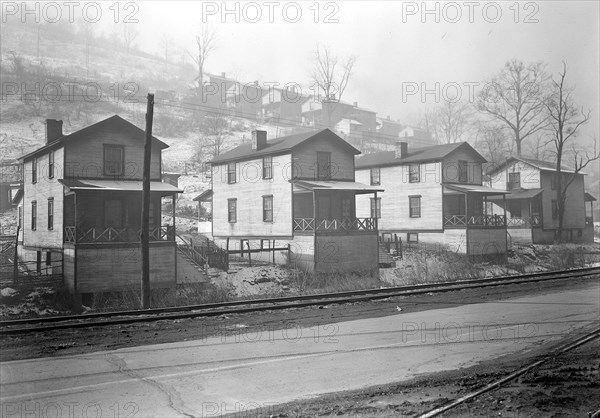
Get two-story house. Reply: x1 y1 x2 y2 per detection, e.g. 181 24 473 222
486 157 593 243
209 129 382 273
17 116 182 299
355 142 509 257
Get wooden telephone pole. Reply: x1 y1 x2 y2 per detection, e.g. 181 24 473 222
141 93 154 309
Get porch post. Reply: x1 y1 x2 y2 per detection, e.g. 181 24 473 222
464 192 468 227
172 193 176 229
502 194 507 227
374 191 378 230
312 190 317 230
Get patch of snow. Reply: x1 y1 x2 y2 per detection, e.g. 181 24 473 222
1 288 17 297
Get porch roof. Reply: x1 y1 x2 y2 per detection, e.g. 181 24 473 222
488 188 543 201
585 192 597 202
59 179 183 195
443 184 509 196
193 189 213 202
291 180 384 194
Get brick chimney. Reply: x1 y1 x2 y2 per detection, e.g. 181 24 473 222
221 72 226 78
395 141 408 159
252 130 267 151
353 101 358 107
45 119 63 143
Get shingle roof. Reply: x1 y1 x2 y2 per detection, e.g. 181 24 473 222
210 129 360 164
356 142 485 169
20 115 169 162
487 156 579 175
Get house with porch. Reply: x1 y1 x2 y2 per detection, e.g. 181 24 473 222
209 128 382 273
355 141 509 257
17 116 182 298
486 157 594 243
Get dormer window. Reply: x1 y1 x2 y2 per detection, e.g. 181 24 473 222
103 145 124 176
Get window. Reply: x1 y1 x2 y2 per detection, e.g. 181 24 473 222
18 206 22 228
45 251 51 266
262 156 273 179
458 160 468 183
47 198 54 230
48 151 55 179
409 196 421 218
316 152 331 180
552 200 558 219
409 164 420 183
228 199 237 223
551 174 558 190
227 162 236 184
32 158 37 183
507 172 520 190
370 168 380 185
370 197 381 218
407 233 419 243
31 201 37 230
509 201 522 218
263 195 273 222
103 145 124 176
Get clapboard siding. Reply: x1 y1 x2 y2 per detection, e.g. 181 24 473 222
76 244 175 292
22 147 65 249
442 148 483 184
489 161 541 189
212 154 293 238
64 125 162 180
540 171 586 229
355 162 443 231
292 138 355 180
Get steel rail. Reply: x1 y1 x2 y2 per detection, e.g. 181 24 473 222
418 325 600 417
1 267 598 335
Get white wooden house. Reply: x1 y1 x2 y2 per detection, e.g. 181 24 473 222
209 129 382 273
486 157 593 243
17 116 182 298
355 142 509 257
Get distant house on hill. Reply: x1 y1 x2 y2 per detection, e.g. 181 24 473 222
16 116 182 301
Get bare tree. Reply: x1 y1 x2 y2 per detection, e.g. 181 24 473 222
121 23 138 55
188 25 217 93
478 59 549 156
474 124 513 168
198 110 231 161
311 45 357 128
428 99 473 144
544 62 598 242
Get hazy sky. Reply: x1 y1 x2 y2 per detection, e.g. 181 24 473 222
128 1 599 136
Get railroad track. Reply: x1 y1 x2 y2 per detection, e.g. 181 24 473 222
418 324 600 417
1 266 598 335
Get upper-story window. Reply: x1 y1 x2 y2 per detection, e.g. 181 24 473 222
508 172 521 190
32 158 37 184
552 200 558 219
409 164 420 183
227 162 236 184
48 151 55 179
458 160 468 183
551 173 558 190
370 168 380 185
228 199 237 223
316 152 331 180
262 156 273 179
47 197 54 230
103 145 124 176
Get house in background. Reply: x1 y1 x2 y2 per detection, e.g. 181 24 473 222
355 141 509 257
398 126 438 148
193 189 213 235
261 86 307 125
17 116 182 300
209 128 382 273
0 162 23 212
486 157 593 243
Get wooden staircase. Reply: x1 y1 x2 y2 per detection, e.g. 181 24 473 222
378 242 395 268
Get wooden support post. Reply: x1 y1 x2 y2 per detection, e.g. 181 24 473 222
240 239 244 258
247 241 252 267
394 233 399 255
398 236 403 259
13 225 19 284
141 93 154 310
287 243 291 266
272 240 276 264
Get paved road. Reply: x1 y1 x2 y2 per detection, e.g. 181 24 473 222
1 284 598 417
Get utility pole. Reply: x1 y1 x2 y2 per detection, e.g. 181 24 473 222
141 93 154 309
13 225 20 284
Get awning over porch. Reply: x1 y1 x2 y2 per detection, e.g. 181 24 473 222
291 180 384 194
59 179 183 196
488 188 543 201
585 192 597 202
443 184 509 196
193 189 213 202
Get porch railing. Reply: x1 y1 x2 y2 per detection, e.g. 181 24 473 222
64 226 175 244
506 215 543 228
444 214 507 228
293 218 377 232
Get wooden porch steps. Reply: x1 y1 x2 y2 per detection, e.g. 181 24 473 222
378 243 395 268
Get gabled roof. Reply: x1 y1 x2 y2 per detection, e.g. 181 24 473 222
20 115 169 162
356 142 485 169
193 190 213 202
210 129 360 164
486 156 579 175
